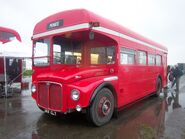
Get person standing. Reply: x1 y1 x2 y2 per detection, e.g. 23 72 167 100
171 65 183 91
168 67 174 88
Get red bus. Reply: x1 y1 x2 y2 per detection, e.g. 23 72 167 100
0 26 21 43
0 27 22 89
31 9 168 126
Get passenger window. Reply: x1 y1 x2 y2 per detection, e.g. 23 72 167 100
138 51 146 65
148 54 155 65
120 48 135 64
156 55 162 66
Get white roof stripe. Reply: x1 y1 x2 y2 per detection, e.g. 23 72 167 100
93 27 167 53
32 23 167 53
32 23 90 39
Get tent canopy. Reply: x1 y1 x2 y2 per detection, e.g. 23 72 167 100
0 40 32 97
0 40 32 58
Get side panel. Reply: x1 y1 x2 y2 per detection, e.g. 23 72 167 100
146 65 158 93
118 65 142 105
118 65 154 107
117 43 167 108
117 44 152 106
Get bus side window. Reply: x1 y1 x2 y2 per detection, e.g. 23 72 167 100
137 51 146 65
148 54 155 66
120 47 135 64
156 55 162 66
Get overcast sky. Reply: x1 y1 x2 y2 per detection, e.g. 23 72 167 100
1 0 185 65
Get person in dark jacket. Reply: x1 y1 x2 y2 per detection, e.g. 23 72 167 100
169 67 175 82
171 65 183 91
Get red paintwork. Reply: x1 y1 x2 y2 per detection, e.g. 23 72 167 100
32 9 168 113
0 26 22 83
0 26 21 43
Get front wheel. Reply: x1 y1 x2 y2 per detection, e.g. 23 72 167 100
88 88 114 126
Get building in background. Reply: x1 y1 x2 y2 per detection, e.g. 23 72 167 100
178 63 185 72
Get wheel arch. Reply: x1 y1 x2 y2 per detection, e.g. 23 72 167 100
157 74 162 88
155 74 163 97
89 82 118 108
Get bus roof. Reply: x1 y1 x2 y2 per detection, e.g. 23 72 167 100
0 26 21 42
33 9 167 53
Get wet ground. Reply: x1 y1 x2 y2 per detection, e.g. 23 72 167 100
1 76 185 139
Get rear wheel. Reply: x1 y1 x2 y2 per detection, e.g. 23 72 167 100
155 78 162 97
88 88 114 126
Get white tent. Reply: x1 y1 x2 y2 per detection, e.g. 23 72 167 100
0 40 32 97
0 40 32 58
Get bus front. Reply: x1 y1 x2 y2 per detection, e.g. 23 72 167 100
31 10 118 126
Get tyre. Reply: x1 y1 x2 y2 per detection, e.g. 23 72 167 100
88 88 114 126
155 78 162 97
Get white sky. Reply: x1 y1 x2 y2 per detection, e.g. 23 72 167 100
1 0 185 65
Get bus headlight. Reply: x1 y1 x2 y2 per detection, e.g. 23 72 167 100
31 84 36 93
71 89 80 101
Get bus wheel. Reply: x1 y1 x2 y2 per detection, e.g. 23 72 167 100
89 88 114 126
155 78 162 97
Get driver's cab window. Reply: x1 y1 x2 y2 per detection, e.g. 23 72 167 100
53 36 82 64
53 44 62 64
90 46 115 64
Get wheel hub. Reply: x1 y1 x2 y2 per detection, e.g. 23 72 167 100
98 97 111 116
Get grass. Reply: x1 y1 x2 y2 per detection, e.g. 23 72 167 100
139 124 156 139
22 70 33 77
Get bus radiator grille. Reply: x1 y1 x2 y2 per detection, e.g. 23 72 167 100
38 82 62 111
